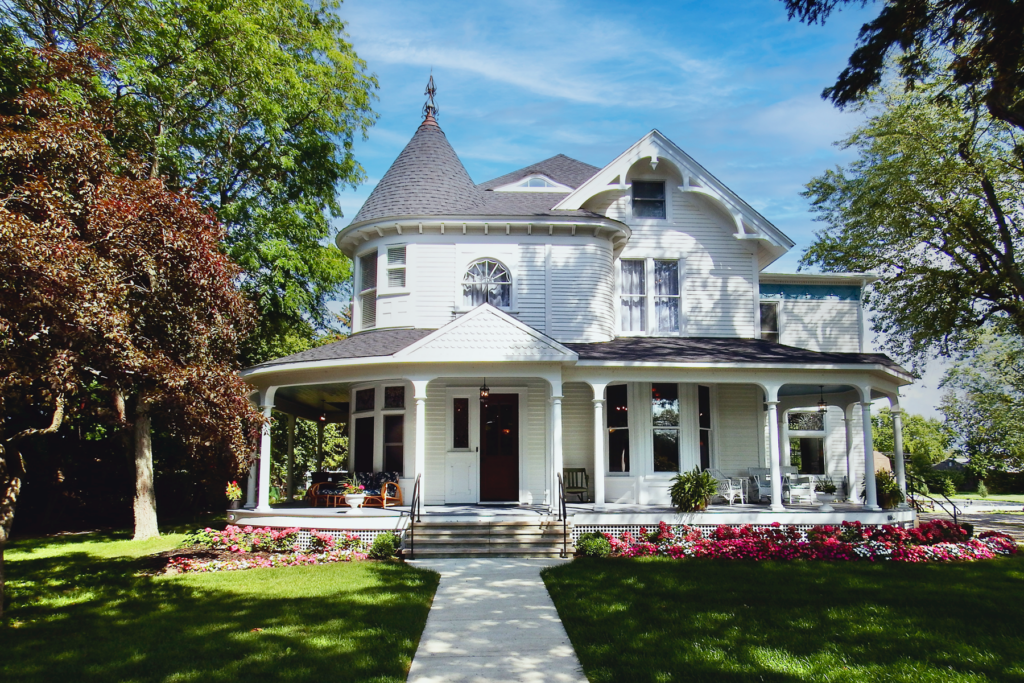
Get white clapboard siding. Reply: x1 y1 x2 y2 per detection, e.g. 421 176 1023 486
517 243 547 333
549 243 615 342
825 406 849 486
423 380 448 505
414 243 456 329
561 382 595 499
598 188 757 338
716 384 762 478
781 300 861 352
522 379 549 503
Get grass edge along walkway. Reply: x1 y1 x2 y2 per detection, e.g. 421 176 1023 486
542 556 1024 683
2 527 440 683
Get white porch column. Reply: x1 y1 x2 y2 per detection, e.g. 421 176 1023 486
551 394 564 511
860 388 880 510
285 414 296 501
316 421 324 471
843 413 854 502
255 403 274 512
245 462 256 509
590 382 608 511
766 395 785 512
891 405 908 505
411 379 430 507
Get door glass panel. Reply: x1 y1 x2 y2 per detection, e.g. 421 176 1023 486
452 397 469 449
606 384 630 473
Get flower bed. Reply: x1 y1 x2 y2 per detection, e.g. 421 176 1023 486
167 526 369 573
589 520 1017 563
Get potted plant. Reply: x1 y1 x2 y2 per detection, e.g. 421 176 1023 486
815 476 838 512
669 468 719 512
341 480 366 508
226 480 243 510
861 469 906 509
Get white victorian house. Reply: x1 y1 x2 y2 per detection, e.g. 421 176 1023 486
235 97 915 545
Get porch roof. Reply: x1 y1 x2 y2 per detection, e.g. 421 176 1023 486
249 328 433 369
565 337 910 376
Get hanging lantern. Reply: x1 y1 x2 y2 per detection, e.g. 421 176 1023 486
817 385 828 413
480 379 490 399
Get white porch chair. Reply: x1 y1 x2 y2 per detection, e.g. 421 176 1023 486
710 469 746 505
785 475 816 505
748 466 800 503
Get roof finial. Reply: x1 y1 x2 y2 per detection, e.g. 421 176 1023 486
422 72 438 122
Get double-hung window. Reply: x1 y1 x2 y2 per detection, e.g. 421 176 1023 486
632 181 666 219
620 258 681 334
607 384 630 473
358 251 377 329
652 383 680 472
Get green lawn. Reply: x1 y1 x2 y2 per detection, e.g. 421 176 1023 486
956 492 1024 504
543 557 1024 683
2 526 439 683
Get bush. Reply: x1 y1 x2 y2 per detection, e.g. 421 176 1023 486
978 481 989 498
576 532 612 557
670 468 719 512
368 532 401 559
941 476 957 499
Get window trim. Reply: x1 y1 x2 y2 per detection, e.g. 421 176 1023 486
355 248 378 331
617 256 684 336
381 244 409 295
349 381 409 477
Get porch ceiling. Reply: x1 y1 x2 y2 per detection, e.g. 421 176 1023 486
274 383 351 422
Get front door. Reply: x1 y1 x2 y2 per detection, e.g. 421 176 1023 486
479 393 519 501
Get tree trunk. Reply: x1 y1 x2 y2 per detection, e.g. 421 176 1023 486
1 450 22 620
132 408 159 541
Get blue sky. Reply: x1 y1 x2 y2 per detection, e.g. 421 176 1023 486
332 0 945 417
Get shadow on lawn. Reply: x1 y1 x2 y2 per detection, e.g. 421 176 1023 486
3 540 438 683
544 558 1024 683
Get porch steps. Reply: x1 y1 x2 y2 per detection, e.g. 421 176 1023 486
402 520 571 559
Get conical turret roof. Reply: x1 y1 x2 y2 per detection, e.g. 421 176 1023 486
351 114 482 224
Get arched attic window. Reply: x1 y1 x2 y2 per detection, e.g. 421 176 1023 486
463 259 512 308
519 177 557 188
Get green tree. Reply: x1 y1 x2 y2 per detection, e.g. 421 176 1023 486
872 407 953 464
0 44 261 612
801 81 1024 361
1 0 378 359
783 0 1024 132
940 330 1024 472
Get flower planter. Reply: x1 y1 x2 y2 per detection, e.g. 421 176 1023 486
816 493 836 512
345 494 366 508
228 499 242 510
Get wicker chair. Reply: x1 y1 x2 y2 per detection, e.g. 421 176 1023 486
307 481 346 508
355 472 404 508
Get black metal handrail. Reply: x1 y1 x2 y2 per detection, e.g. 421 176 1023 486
907 473 963 526
408 474 422 559
557 472 568 557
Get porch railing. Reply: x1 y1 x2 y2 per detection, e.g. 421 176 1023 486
408 474 422 559
556 471 568 558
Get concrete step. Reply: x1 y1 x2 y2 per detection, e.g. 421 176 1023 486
411 538 567 548
401 547 566 559
411 529 568 539
402 519 571 559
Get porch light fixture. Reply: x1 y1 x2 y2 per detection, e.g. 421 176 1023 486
319 400 327 422
479 379 490 399
817 385 828 413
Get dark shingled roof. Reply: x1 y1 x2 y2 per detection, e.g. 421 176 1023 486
352 115 482 224
565 337 909 374
478 154 601 190
250 328 434 368
475 191 602 218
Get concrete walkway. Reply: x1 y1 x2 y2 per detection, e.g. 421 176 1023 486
405 558 588 683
